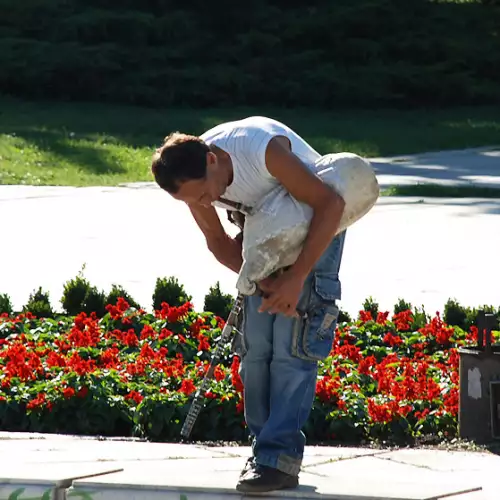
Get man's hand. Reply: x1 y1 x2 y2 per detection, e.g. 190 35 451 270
258 269 305 317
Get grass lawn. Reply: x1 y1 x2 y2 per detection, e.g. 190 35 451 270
1 96 499 188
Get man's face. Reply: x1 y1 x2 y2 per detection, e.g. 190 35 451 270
171 152 225 207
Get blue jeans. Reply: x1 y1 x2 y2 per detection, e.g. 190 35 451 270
238 231 346 476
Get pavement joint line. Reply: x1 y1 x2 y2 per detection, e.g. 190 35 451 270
431 488 485 500
373 454 439 471
299 449 394 470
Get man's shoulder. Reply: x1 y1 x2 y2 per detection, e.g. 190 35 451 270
201 116 288 140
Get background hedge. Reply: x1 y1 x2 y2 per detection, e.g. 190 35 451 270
1 0 499 109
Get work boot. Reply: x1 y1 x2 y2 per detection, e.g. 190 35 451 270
236 463 299 493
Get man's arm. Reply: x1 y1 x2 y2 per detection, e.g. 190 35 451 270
188 204 243 274
266 136 345 279
258 136 345 314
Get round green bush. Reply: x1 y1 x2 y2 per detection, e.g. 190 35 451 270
23 287 54 319
152 277 192 310
0 293 13 315
204 282 234 319
107 284 141 310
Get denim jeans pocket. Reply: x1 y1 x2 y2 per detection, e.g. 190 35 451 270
291 272 341 362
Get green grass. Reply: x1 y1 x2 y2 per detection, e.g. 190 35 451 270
0 96 499 187
381 184 500 198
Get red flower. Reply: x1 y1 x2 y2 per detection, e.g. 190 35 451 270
376 312 389 325
230 356 244 393
139 343 155 360
140 324 156 340
197 334 211 352
66 352 96 376
214 366 225 382
179 379 196 395
358 355 376 375
106 297 130 320
123 329 139 347
116 297 130 312
415 408 430 421
62 387 75 399
392 310 413 331
155 302 193 322
383 332 403 347
190 317 207 338
159 328 173 340
99 348 120 369
367 398 405 423
125 390 144 405
27 392 49 411
359 310 373 323
77 386 89 398
315 375 341 403
336 344 362 362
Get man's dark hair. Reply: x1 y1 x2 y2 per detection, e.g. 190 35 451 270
151 132 209 193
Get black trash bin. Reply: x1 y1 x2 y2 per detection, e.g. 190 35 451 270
458 312 500 443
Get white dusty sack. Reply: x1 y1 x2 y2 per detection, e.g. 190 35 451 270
236 152 380 295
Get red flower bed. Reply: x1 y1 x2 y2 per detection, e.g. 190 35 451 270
0 299 496 444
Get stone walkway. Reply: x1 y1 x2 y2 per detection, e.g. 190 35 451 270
0 432 497 499
371 146 500 189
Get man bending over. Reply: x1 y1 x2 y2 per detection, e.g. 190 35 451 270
151 116 346 494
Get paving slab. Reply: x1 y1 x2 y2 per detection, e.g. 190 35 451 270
0 432 491 500
68 458 482 500
0 436 228 465
374 449 500 500
371 146 500 189
1 184 499 318
0 463 122 500
375 448 500 473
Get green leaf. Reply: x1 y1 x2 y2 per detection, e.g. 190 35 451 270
8 488 26 500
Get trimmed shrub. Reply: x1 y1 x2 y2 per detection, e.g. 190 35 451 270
394 298 413 315
444 298 468 330
0 293 13 316
204 282 234 319
61 272 91 316
83 286 107 318
152 277 192 310
338 309 352 323
107 284 141 310
362 296 379 318
22 286 54 319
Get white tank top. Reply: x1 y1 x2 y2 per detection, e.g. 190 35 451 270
200 116 321 212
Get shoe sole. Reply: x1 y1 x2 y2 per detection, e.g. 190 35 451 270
236 479 299 494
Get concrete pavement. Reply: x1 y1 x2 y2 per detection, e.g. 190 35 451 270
0 432 497 500
371 146 500 189
1 184 499 318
